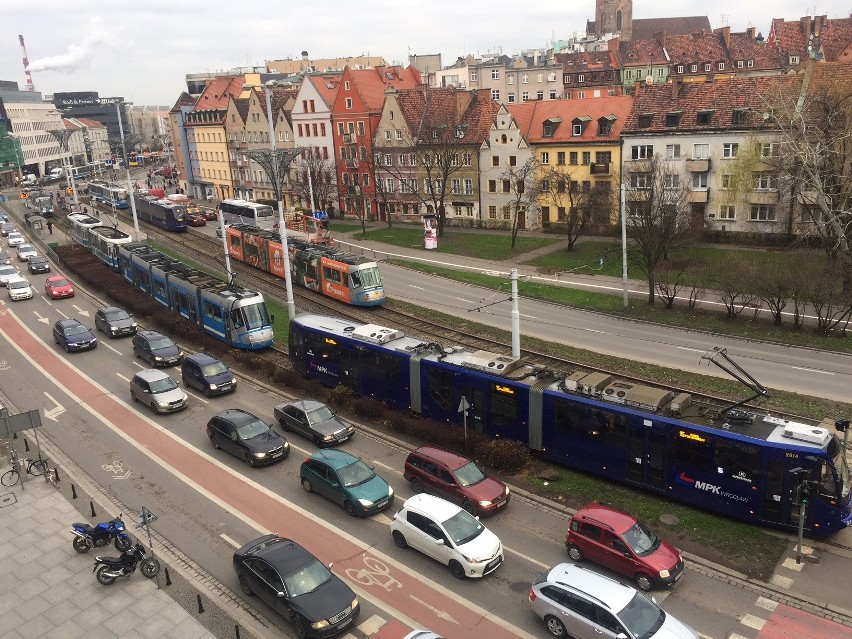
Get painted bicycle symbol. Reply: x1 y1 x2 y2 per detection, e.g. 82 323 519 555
102 460 132 479
345 556 401 592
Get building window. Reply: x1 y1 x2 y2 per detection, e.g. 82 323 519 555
664 174 680 189
488 205 497 219
537 91 544 100
665 144 681 159
509 155 517 166
722 142 739 158
721 174 733 189
761 143 779 157
550 90 557 99
692 173 708 189
507 76 514 85
492 89 500 101
385 178 395 192
582 152 590 165
345 97 353 109
384 130 391 140
718 62 725 71
790 55 800 65
625 70 633 79
491 69 500 80
747 60 754 68
522 92 529 101
522 74 529 84
631 145 653 160
508 93 515 103
750 205 776 221
629 173 650 189
557 152 566 165
693 143 709 159
690 64 698 72
572 123 582 136
452 178 461 194
487 179 497 193
537 73 543 83
569 152 578 165
502 179 511 193
578 74 585 83
577 91 585 98
358 122 365 136
491 155 499 167
464 179 473 194
470 70 478 81
753 173 778 190
540 151 549 164
385 154 393 166
704 63 711 72
720 205 736 220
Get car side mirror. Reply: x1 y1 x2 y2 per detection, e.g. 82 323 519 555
434 538 444 546
276 591 286 598
622 551 631 558
143 389 151 394
231 433 238 441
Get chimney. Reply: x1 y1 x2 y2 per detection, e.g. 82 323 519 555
671 79 682 99
301 51 309 61
608 37 620 52
746 26 756 40
800 16 811 37
717 26 731 47
657 31 667 49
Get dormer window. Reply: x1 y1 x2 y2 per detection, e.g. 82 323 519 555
790 55 800 65
677 65 684 73
637 112 654 128
665 111 682 128
598 114 616 136
542 117 562 138
732 109 748 125
572 116 591 136
696 109 714 125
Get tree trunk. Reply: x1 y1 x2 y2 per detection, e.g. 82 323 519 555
646 274 656 305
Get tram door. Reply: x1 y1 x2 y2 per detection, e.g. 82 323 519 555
761 461 801 527
626 422 667 490
339 347 363 395
457 383 484 434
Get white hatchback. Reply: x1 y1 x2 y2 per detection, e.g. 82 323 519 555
7 276 33 301
0 264 19 286
7 232 24 247
390 493 503 579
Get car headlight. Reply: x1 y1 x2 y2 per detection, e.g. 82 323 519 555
358 499 373 507
68 288 73 293
505 487 511 496
351 597 358 610
388 486 393 496
232 378 237 385
659 569 670 578
208 384 218 390
347 425 355 433
253 452 267 459
110 327 119 334
156 400 170 408
311 620 330 630
462 554 486 564
479 500 492 507
154 356 163 361
131 322 137 327
322 434 334 441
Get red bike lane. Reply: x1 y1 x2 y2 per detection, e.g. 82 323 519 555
0 308 530 639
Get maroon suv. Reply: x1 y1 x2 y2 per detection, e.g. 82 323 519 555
565 503 684 591
403 445 510 516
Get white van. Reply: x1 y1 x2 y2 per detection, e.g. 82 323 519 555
49 168 64 179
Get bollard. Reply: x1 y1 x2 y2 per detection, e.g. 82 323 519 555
164 566 172 586
53 467 60 482
71 484 77 499
90 501 97 517
235 625 241 639
197 594 204 614
24 439 30 452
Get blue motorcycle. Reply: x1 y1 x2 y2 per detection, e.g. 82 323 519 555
71 515 132 553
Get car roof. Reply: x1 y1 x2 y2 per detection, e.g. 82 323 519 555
573 503 637 536
240 535 315 573
29 256 47 262
139 329 167 339
7 275 29 284
185 352 220 366
101 305 126 313
57 318 83 328
544 563 636 612
402 494 463 521
290 399 327 412
409 445 470 471
46 275 68 282
213 408 260 425
134 369 172 383
310 448 358 469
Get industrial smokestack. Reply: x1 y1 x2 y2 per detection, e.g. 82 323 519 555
19 34 36 92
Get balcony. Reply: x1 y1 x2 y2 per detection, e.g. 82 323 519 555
749 190 778 205
343 133 356 144
686 158 711 172
589 162 611 176
688 188 709 203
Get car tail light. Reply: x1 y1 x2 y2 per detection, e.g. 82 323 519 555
528 588 536 602
303 457 311 464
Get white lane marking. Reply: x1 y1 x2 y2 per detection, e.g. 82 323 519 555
584 328 606 334
677 346 705 353
116 373 131 382
504 544 549 569
102 342 122 356
409 285 424 290
57 310 69 319
519 313 537 320
456 298 474 303
372 459 398 474
220 533 241 548
185 391 209 405
791 366 833 375
357 615 387 635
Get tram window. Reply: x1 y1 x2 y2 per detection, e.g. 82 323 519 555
203 300 222 322
370 352 403 383
427 368 454 411
231 235 241 248
670 430 714 472
490 386 518 431
819 462 838 500
306 332 339 365
230 310 245 329
554 401 614 441
714 440 760 484
350 271 362 288
155 281 166 298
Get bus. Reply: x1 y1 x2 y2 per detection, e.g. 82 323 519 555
218 199 275 231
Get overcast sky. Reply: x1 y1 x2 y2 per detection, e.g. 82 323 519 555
2 0 848 106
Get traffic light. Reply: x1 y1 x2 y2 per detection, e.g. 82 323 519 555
789 467 809 507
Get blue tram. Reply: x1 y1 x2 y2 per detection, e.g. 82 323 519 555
88 225 133 270
289 313 852 537
67 214 106 248
118 244 273 350
135 196 187 232
87 181 130 209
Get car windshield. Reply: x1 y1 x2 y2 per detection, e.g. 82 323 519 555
236 418 270 440
201 362 228 376
0 266 16 275
441 510 485 546
31 257 46 264
306 405 335 424
337 460 374 487
51 278 70 287
622 521 660 556
617 592 666 639
9 280 29 289
19 245 33 252
284 558 332 597
149 337 175 349
65 324 89 336
105 309 130 320
455 461 487 487
149 377 178 393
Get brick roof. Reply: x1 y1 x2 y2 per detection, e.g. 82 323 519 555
619 38 668 67
631 16 711 41
307 73 343 109
233 97 250 122
170 92 196 113
508 95 634 143
623 76 789 133
768 15 852 62
347 65 422 112
557 49 620 71
393 87 499 145
663 30 731 67
723 29 785 71
194 76 245 110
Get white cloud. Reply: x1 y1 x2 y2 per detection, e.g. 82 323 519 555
28 16 124 73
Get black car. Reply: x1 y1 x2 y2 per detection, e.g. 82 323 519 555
0 251 13 265
53 319 97 352
274 400 355 447
27 255 51 274
206 409 288 467
132 330 183 366
181 352 236 396
95 306 137 338
233 535 360 638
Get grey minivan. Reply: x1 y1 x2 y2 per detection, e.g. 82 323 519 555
129 369 188 414
181 352 236 396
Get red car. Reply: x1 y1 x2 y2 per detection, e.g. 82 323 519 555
565 503 684 591
44 275 75 299
186 212 206 227
403 445 510 516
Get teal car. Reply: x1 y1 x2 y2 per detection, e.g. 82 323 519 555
300 449 394 517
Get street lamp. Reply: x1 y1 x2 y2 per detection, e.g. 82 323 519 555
244 80 298 320
115 101 141 241
46 125 80 210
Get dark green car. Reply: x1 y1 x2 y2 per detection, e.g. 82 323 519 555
300 449 394 517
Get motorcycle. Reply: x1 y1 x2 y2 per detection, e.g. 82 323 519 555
71 515 132 553
93 543 160 585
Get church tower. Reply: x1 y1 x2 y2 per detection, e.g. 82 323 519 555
595 0 633 41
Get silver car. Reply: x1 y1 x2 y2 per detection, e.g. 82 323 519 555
130 369 188 414
0 264 19 286
7 276 33 301
7 232 24 247
17 244 37 262
529 563 698 639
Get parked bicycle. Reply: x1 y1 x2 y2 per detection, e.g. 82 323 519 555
1 449 49 487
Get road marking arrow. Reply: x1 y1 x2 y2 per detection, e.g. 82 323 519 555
72 305 90 317
34 311 50 324
44 392 66 421
409 595 459 624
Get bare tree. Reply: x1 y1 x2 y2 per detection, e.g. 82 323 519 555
501 157 540 248
537 166 614 252
763 63 852 293
291 151 337 214
622 155 693 304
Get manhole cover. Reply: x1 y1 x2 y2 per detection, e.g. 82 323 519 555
660 513 679 526
0 492 19 508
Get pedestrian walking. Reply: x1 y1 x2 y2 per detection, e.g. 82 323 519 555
47 220 53 235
